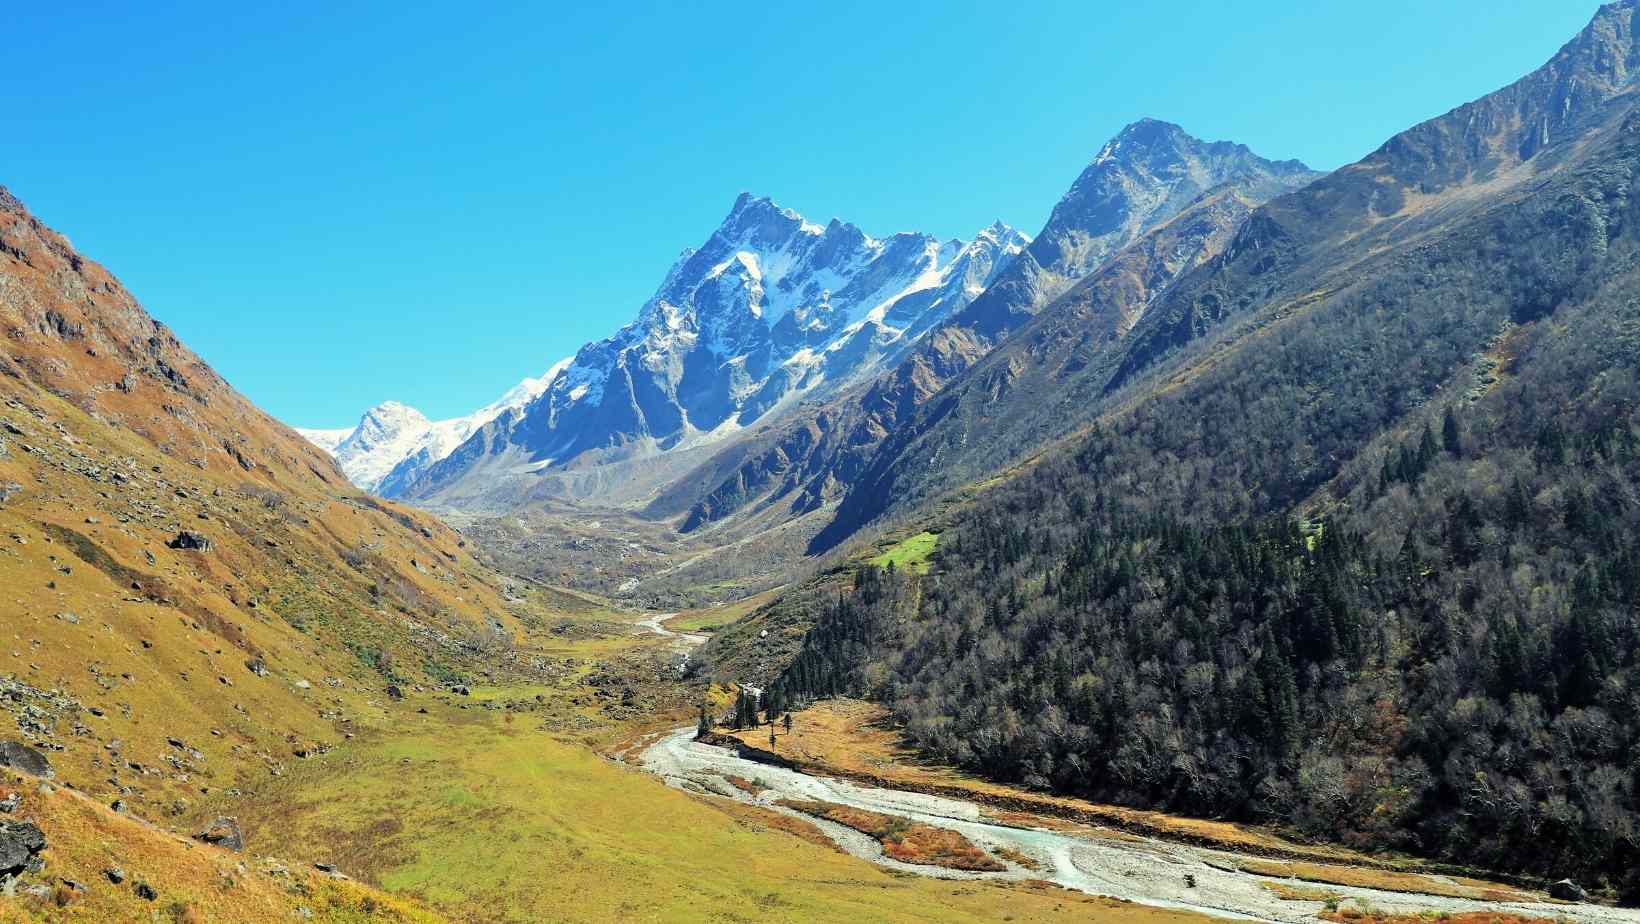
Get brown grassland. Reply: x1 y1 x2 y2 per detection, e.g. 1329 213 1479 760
775 798 1006 872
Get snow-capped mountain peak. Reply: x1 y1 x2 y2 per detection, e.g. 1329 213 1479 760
298 194 1029 502
385 197 1027 504
296 367 561 493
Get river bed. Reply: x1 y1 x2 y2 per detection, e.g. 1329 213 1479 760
639 727 1640 924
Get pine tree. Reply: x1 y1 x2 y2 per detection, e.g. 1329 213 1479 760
1442 406 1463 455
1418 422 1439 470
733 688 760 730
1504 478 1532 530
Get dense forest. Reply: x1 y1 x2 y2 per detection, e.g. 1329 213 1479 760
764 113 1640 897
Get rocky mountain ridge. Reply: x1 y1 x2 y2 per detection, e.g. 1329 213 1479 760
663 122 1320 548
383 197 1027 510
677 0 1640 557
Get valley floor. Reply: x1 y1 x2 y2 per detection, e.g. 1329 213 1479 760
151 605 1216 924
640 708 1640 923
11 583 1635 923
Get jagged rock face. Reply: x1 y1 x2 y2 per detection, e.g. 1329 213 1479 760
314 123 1309 510
682 0 1640 546
1105 0 1640 401
960 118 1319 340
667 122 1320 538
331 402 433 489
398 197 1026 506
1364 0 1638 195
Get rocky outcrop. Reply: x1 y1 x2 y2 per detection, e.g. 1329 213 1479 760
0 820 45 879
1551 880 1588 901
0 742 52 779
194 817 243 851
166 530 212 551
957 119 1316 342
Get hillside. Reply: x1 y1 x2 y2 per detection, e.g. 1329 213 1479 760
0 184 583 911
0 764 445 921
714 0 1640 900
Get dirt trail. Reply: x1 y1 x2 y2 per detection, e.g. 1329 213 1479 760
639 727 1640 924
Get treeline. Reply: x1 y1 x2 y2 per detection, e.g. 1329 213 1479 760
766 124 1640 895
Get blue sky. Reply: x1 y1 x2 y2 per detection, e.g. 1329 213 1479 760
9 1 1601 427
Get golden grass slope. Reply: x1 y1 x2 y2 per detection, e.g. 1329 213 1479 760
0 186 586 910
0 767 449 923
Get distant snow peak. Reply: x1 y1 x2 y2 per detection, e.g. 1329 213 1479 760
294 426 351 455
296 365 561 492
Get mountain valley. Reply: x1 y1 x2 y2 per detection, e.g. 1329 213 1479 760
8 3 1640 922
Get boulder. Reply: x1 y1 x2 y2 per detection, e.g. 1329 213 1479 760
385 684 404 700
194 817 243 851
1550 879 1587 902
0 820 46 877
166 531 212 551
134 880 157 901
0 742 52 779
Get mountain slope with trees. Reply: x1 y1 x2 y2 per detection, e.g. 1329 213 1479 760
742 0 1640 899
